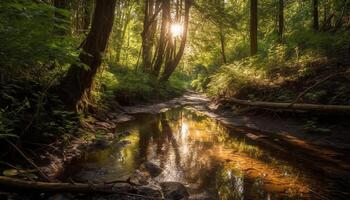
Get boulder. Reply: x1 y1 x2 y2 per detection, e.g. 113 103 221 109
161 182 189 200
140 161 163 177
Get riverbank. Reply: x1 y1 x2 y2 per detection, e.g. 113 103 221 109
1 91 350 199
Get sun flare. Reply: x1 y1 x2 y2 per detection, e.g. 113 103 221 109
170 23 183 37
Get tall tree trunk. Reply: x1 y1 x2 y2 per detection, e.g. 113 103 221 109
153 0 171 76
160 0 192 82
313 0 319 30
53 0 69 34
278 0 284 42
54 0 68 9
219 29 227 64
141 0 158 72
58 0 117 110
250 0 258 56
82 0 93 34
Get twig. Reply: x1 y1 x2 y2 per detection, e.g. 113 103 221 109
6 140 50 182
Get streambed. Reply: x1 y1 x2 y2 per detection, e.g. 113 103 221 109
64 107 322 200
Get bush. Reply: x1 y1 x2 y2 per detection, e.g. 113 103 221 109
94 65 188 105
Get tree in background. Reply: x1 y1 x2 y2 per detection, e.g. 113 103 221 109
140 0 193 81
250 0 258 56
313 0 319 30
278 0 284 42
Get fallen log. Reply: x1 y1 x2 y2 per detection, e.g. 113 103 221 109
225 98 350 113
0 176 163 199
0 176 112 193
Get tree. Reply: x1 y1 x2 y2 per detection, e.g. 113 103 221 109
140 0 193 81
159 0 193 81
278 0 284 42
58 0 117 110
312 0 319 30
250 0 258 56
141 0 161 72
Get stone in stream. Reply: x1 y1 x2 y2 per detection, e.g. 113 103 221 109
140 161 163 177
161 182 190 200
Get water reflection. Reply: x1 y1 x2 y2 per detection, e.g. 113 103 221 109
68 108 313 200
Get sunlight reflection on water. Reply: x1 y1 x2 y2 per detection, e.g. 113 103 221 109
66 108 314 200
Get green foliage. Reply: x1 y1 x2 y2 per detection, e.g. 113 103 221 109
93 64 188 105
0 80 79 142
0 0 79 78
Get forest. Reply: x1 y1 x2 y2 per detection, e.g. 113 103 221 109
0 0 350 200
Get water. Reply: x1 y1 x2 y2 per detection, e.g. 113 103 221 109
66 108 318 200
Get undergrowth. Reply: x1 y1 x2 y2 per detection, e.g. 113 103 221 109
93 64 190 106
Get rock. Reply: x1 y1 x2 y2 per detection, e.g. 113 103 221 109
140 161 163 177
129 170 151 185
161 182 189 200
48 194 74 200
111 182 134 193
105 132 115 140
114 114 135 123
95 121 111 128
189 193 217 200
115 140 131 148
116 130 132 137
136 186 163 198
94 139 111 149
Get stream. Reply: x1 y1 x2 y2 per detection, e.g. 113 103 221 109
64 107 322 200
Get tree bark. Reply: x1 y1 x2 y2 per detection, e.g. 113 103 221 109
313 0 319 30
58 0 116 110
250 0 258 56
278 0 284 42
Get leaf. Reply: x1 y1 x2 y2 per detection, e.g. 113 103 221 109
3 169 21 177
22 172 38 179
3 169 36 177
